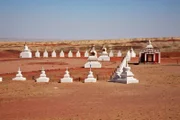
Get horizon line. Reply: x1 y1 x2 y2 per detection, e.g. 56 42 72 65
0 36 179 42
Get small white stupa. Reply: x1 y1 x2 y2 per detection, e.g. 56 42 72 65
68 50 73 57
109 50 114 57
60 67 73 83
43 49 48 58
20 43 32 58
146 40 153 49
84 45 102 68
12 67 26 81
51 49 57 57
84 64 97 83
117 50 122 57
130 47 136 57
84 50 89 57
126 50 131 61
60 50 65 57
76 50 81 57
98 45 110 61
0 77 2 82
35 49 40 58
36 67 49 82
117 60 139 84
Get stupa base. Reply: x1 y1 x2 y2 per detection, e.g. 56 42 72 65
98 56 110 61
115 77 139 84
36 77 49 82
12 77 26 81
84 61 102 68
60 78 73 83
84 78 97 83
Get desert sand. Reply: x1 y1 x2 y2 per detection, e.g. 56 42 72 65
0 38 180 120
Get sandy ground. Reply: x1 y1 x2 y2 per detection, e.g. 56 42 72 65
0 56 180 120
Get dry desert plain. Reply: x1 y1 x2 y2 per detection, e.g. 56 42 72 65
0 38 180 120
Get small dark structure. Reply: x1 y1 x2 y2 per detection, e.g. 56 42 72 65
139 40 161 63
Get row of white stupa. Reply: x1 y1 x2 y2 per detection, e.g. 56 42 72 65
0 67 96 83
20 44 136 58
0 49 139 84
83 45 136 68
0 60 138 84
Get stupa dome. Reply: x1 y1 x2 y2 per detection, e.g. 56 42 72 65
146 40 153 49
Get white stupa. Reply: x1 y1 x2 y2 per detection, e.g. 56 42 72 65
60 67 73 83
43 49 48 58
35 49 40 58
84 50 89 57
60 50 65 57
117 60 139 84
0 77 2 82
117 50 122 57
146 40 153 49
12 67 26 81
68 50 73 57
84 45 102 68
109 50 114 57
130 47 136 57
84 65 97 83
51 49 57 57
76 50 81 57
36 67 49 82
20 43 32 58
126 50 131 61
98 45 110 61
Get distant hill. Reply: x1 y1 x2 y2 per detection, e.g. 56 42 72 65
0 37 180 55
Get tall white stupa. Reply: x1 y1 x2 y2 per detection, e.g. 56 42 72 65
60 67 73 83
20 43 32 58
117 59 139 84
36 67 50 82
98 45 110 61
84 45 102 68
12 67 26 81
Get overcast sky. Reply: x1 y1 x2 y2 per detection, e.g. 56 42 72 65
0 0 180 40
